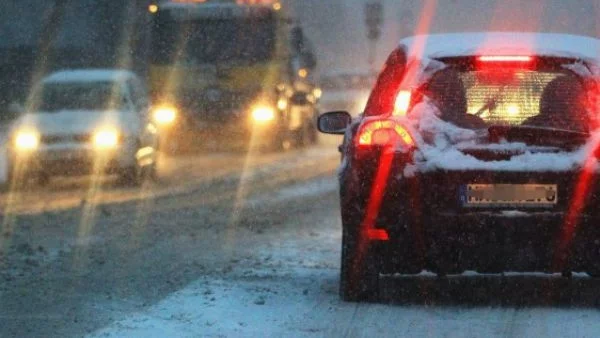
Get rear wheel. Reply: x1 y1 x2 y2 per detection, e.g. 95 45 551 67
307 120 318 144
339 225 379 302
117 159 156 187
296 119 317 147
264 129 291 152
117 165 141 187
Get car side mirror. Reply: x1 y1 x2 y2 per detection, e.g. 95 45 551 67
318 111 351 134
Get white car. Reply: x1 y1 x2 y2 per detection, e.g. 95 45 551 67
7 69 158 187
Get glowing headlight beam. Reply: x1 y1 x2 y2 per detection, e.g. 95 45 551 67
15 131 40 151
252 107 275 123
93 129 119 149
153 107 177 125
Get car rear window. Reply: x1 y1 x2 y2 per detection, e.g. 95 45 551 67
418 61 591 132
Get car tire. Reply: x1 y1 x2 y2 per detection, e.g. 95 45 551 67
294 128 306 148
117 165 141 187
144 162 158 182
266 129 291 152
339 225 379 302
307 121 318 145
118 162 157 187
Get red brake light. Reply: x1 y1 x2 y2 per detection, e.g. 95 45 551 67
478 55 533 63
357 119 414 147
393 90 412 116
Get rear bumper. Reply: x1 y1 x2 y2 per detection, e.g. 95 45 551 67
374 211 600 274
342 156 600 273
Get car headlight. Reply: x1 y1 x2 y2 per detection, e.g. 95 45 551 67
252 106 275 123
14 130 40 151
93 128 119 149
313 87 322 100
152 106 177 125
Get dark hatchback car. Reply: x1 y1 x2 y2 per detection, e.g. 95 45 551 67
319 32 600 301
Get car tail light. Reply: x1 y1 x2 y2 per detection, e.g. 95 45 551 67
478 55 533 63
357 119 414 148
393 90 412 116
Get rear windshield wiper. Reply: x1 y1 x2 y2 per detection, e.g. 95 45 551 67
488 125 590 147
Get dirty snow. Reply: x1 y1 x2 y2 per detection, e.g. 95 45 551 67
89 273 600 338
90 253 600 338
246 176 337 208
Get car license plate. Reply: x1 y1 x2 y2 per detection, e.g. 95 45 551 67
460 184 557 208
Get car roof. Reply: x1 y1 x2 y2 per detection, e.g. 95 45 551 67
42 69 137 85
400 32 600 62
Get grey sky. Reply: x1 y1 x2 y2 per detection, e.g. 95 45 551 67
289 0 598 73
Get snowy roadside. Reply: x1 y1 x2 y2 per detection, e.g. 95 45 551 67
90 176 600 338
90 270 600 338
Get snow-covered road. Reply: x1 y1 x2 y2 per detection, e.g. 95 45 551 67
92 272 600 338
88 178 600 338
2 139 600 338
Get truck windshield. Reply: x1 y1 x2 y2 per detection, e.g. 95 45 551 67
151 14 276 65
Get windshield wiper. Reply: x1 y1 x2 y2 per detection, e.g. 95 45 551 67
474 85 508 117
488 125 589 148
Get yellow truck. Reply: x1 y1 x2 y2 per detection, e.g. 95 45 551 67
148 0 319 152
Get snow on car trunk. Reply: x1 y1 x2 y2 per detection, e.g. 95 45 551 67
403 104 598 177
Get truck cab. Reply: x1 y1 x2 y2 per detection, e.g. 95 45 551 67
148 0 318 152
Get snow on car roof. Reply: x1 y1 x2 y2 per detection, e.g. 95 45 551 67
400 32 600 61
42 69 136 84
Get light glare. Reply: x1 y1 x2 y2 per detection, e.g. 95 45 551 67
252 107 275 122
94 129 119 149
507 105 520 116
478 55 533 62
15 131 39 151
393 90 412 116
153 107 177 125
